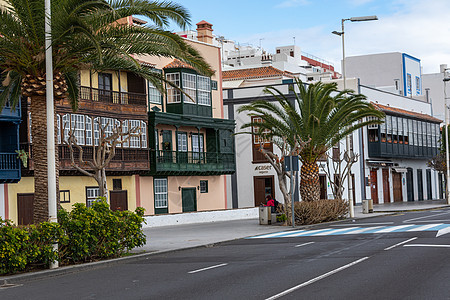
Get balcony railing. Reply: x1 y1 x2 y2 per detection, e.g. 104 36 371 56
20 143 150 172
150 150 235 175
79 86 147 106
368 141 438 159
0 152 21 183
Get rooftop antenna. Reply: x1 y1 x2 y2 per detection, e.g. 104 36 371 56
259 38 264 51
293 36 296 46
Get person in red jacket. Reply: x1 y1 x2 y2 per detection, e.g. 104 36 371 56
265 195 275 207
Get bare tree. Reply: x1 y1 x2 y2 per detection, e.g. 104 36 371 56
64 119 141 199
319 148 359 200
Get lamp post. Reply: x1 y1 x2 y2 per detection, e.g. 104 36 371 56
45 0 58 269
442 64 450 205
332 15 378 218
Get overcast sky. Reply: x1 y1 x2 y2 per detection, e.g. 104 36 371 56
166 0 450 74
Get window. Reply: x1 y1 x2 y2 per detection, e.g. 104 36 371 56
415 76 421 95
200 180 208 193
418 121 423 147
86 187 100 208
101 117 114 139
60 190 70 203
57 115 61 144
386 115 392 143
166 73 181 103
192 134 204 161
182 73 197 103
211 80 218 90
122 120 129 148
141 121 147 148
129 120 141 148
197 75 211 105
98 73 112 91
177 132 188 152
71 114 85 145
62 114 70 143
413 120 418 146
94 117 100 146
407 73 412 95
148 81 161 104
408 119 413 145
86 116 92 145
113 179 122 190
251 116 272 163
154 178 168 209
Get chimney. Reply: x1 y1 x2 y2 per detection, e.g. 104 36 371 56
196 20 213 44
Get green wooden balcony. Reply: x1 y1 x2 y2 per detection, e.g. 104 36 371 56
150 150 235 175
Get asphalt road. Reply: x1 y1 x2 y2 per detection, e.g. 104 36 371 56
2 208 450 300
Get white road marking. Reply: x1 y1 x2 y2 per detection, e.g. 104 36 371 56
331 222 394 226
188 263 228 274
265 257 369 300
384 237 418 250
404 244 450 248
294 242 315 248
376 225 413 233
342 226 383 234
312 227 361 236
406 224 443 232
436 226 450 237
403 211 450 223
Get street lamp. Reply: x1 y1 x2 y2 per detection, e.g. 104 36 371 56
332 15 378 218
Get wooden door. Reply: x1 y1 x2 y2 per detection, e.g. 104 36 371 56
110 190 128 211
370 169 379 204
407 168 414 201
253 176 274 206
182 188 197 212
319 175 326 200
393 172 403 202
417 169 423 201
382 169 391 203
17 193 34 225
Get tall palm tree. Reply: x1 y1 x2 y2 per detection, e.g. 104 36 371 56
239 78 384 202
0 0 212 223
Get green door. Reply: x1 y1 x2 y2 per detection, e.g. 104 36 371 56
182 188 197 212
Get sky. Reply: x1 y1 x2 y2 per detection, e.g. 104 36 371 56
165 0 450 74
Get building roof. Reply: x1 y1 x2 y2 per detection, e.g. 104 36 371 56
222 66 294 80
372 103 442 123
163 59 196 70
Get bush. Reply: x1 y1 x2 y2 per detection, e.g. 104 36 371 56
0 199 146 275
0 218 62 274
58 200 146 263
294 199 349 225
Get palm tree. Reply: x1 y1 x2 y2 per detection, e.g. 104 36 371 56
239 78 384 202
0 0 212 223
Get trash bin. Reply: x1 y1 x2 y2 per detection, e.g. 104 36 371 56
362 200 374 214
259 206 271 225
362 200 369 214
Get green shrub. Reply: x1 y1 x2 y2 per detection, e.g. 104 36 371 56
58 200 146 263
0 199 146 275
294 199 349 225
0 218 62 274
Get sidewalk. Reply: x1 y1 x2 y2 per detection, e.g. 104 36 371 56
2 200 448 284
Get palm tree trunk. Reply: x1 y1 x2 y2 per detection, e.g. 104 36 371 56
300 161 320 202
31 95 60 223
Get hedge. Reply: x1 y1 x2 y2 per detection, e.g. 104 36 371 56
0 200 146 275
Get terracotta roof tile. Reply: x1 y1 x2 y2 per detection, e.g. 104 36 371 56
163 59 196 70
372 102 442 123
222 66 294 80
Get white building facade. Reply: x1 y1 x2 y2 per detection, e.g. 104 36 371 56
224 79 442 209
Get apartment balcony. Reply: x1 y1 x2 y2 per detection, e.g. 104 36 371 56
150 150 235 176
21 143 150 175
0 152 21 183
79 86 147 106
368 141 438 159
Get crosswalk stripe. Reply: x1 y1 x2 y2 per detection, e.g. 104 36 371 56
247 223 450 239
